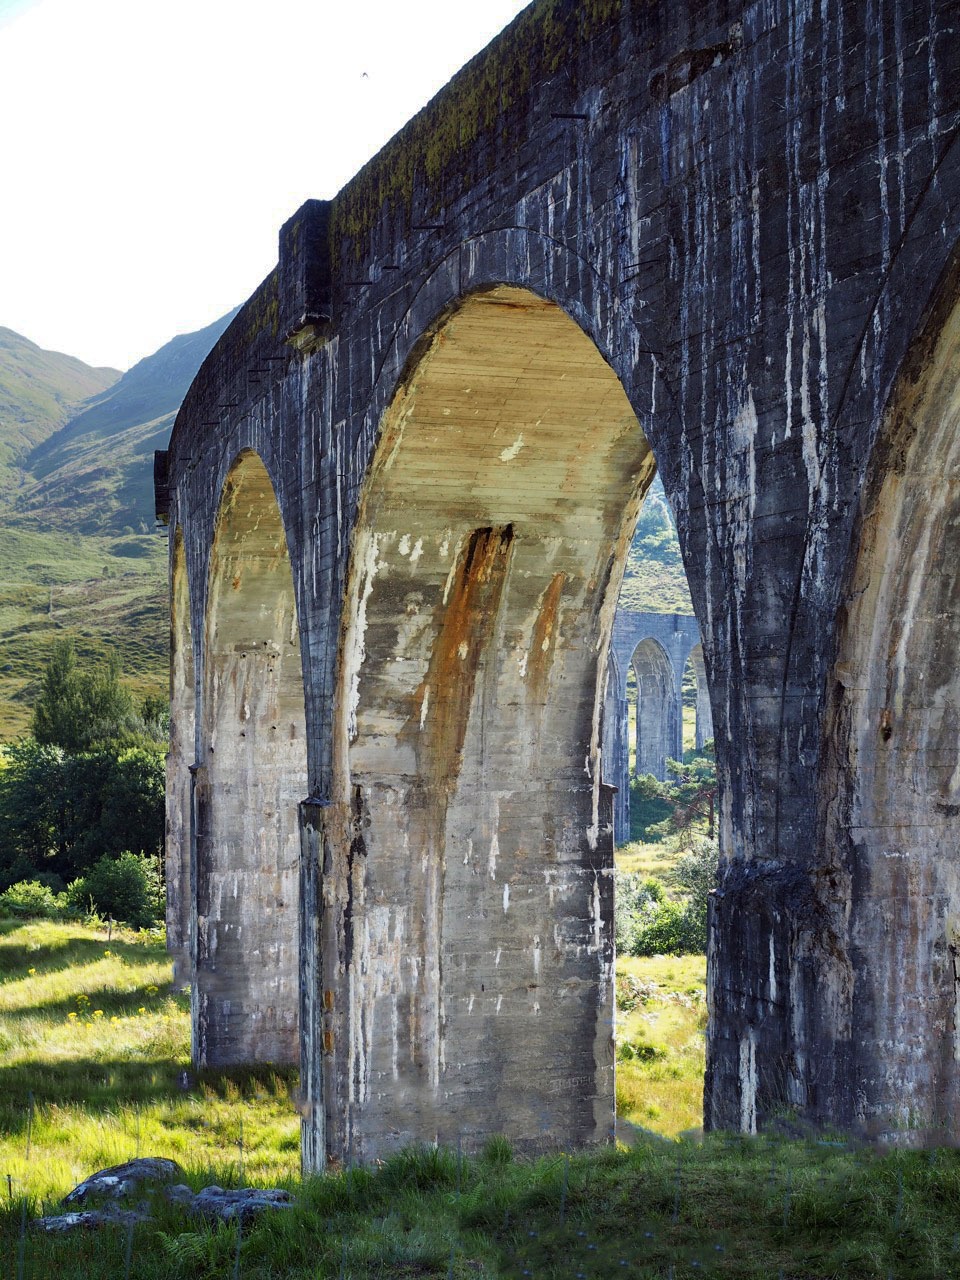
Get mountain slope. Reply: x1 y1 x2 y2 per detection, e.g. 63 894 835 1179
0 329 119 491
18 309 238 534
0 312 237 739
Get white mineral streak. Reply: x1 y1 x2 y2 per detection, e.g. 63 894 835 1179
730 382 758 610
591 873 602 955
341 528 382 744
768 932 778 1005
441 534 466 605
585 471 648 851
488 799 500 880
739 1030 758 1134
503 883 510 913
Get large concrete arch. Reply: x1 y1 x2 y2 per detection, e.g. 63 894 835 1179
816 260 960 1141
157 0 960 1160
192 450 308 1068
631 637 680 779
320 284 651 1161
604 610 703 841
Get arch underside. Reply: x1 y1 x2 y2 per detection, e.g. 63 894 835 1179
195 452 307 1067
632 637 678 781
325 286 652 1161
831 285 960 1138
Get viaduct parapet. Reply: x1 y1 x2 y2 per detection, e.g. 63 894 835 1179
157 0 960 1164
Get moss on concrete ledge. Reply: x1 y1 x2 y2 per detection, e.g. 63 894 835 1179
329 0 626 259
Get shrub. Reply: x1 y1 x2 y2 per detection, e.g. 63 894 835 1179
67 852 163 928
615 867 709 956
631 898 704 956
0 879 67 920
615 872 665 953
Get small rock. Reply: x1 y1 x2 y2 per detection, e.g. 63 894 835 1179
34 1208 144 1233
63 1158 184 1204
165 1183 196 1205
190 1185 293 1222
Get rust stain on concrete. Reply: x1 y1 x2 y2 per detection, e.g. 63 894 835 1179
406 524 514 790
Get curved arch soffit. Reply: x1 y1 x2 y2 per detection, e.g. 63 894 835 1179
831 259 960 826
630 636 674 684
336 282 655 805
353 227 679 486
204 448 300 625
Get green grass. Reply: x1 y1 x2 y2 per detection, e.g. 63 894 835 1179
616 837 678 880
616 954 707 1139
0 920 299 1203
5 921 960 1276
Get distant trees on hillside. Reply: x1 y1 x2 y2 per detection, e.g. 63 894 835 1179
0 639 166 925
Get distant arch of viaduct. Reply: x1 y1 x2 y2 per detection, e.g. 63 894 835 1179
603 610 713 840
156 0 960 1165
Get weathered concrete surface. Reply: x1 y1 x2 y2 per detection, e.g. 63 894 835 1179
159 0 960 1162
193 452 306 1066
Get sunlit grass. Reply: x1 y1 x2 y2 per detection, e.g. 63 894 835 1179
0 919 299 1203
5 922 960 1277
616 952 707 1138
615 836 678 881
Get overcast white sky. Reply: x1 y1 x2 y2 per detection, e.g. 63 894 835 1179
0 0 529 371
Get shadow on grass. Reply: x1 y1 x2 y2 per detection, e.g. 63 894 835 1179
0 925 167 982
0 1058 299 1134
0 980 187 1020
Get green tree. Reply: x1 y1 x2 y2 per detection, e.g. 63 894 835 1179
669 835 718 941
0 739 66 888
32 638 136 751
68 852 163 928
0 740 165 889
648 750 718 843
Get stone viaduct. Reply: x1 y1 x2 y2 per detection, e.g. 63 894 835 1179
603 610 712 839
156 0 960 1164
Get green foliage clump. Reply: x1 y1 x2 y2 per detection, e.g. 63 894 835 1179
67 852 163 929
616 838 718 957
646 750 718 843
0 878 66 920
0 740 165 890
628 772 674 841
0 642 166 897
32 637 137 752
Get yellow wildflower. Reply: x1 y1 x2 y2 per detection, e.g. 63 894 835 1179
27 967 36 975
93 1010 104 1018
138 1007 146 1014
67 1012 77 1020
110 1016 119 1024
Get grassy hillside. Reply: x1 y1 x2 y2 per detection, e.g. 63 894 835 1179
617 475 693 615
0 315 236 739
0 328 118 493
21 309 238 534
